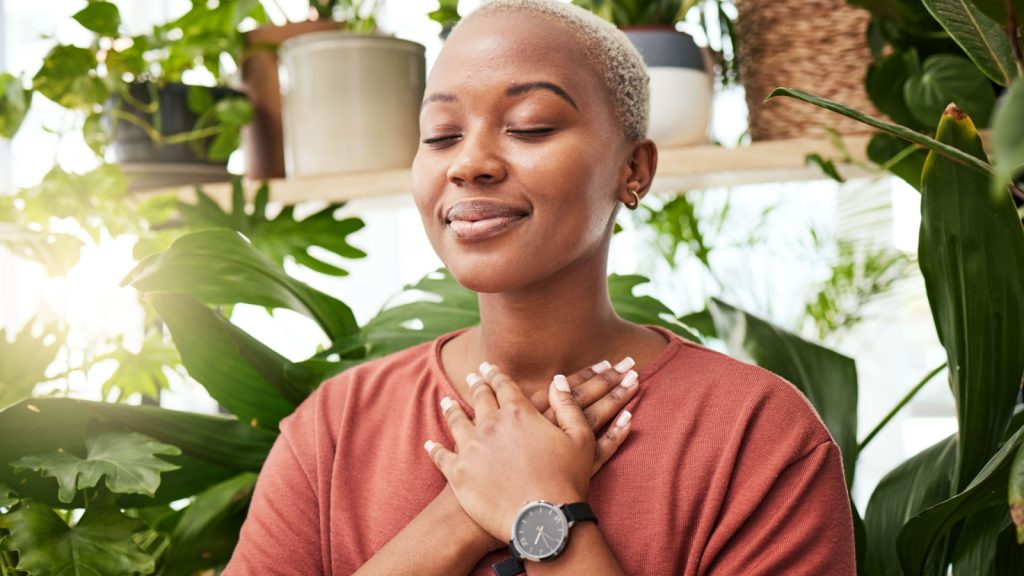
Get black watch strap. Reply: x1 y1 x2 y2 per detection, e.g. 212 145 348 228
562 502 597 525
492 555 525 576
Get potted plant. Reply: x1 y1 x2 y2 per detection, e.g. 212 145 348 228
276 0 427 177
573 0 713 147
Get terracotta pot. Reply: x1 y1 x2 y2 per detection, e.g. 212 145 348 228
241 20 338 180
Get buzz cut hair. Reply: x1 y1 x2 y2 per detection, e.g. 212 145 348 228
452 0 650 142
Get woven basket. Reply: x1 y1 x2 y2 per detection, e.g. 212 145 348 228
735 0 880 140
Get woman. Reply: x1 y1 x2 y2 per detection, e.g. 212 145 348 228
224 1 856 574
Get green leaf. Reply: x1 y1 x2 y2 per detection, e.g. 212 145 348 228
0 483 17 508
0 320 62 411
185 85 214 115
123 229 358 342
0 73 31 139
18 164 133 241
865 49 924 129
0 398 275 507
31 44 107 111
992 78 1024 194
863 435 957 575
608 274 700 342
707 298 859 485
12 429 181 504
83 111 110 156
1010 438 1024 543
806 153 846 182
904 54 997 127
150 293 315 429
898 421 1024 573
766 87 996 177
98 333 181 402
920 0 1017 86
918 105 1024 491
867 132 929 190
968 0 1024 25
73 1 121 36
0 492 155 575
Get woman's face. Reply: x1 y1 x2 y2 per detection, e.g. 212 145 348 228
411 12 631 293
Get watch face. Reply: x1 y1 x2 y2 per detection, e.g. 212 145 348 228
512 501 568 561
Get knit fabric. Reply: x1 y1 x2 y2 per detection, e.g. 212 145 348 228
224 324 856 575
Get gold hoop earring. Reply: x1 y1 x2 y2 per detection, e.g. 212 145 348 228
625 188 641 210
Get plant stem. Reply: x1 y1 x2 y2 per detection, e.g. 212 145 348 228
858 362 948 453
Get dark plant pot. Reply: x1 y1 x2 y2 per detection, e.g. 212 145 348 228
106 82 242 190
622 26 712 146
241 20 339 180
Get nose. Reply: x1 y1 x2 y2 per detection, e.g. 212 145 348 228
446 132 508 187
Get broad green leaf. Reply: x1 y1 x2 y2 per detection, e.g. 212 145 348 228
18 164 133 242
73 1 121 36
608 275 700 342
158 472 255 575
921 0 1017 86
123 229 358 342
767 88 995 177
0 492 154 575
1010 439 1024 542
992 78 1024 195
898 421 1024 573
918 105 1024 491
83 111 110 156
0 320 62 411
0 73 30 139
31 45 107 111
150 293 314 428
949 505 1011 575
0 483 17 508
104 35 148 79
864 435 957 576
707 298 858 485
865 49 923 129
904 54 997 127
12 429 181 503
0 398 275 507
98 333 181 402
867 132 928 190
969 0 1024 25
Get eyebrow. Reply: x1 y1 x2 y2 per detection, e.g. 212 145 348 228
420 81 579 111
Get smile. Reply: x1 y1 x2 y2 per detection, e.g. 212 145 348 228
446 214 529 242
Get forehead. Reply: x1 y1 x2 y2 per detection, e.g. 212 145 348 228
426 12 604 107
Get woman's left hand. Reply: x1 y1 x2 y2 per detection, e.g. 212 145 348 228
424 362 631 542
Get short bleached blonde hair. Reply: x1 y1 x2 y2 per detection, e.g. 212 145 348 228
452 0 650 141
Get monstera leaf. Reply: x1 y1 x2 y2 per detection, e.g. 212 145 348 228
0 320 62 411
98 333 182 402
12 429 181 503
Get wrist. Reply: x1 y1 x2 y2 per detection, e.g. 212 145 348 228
436 485 503 556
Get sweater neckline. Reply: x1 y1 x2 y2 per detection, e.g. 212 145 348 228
428 323 685 416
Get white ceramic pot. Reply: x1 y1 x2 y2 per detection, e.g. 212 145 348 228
623 27 712 147
279 32 426 177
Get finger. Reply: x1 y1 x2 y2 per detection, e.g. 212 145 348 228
548 374 592 444
480 362 530 408
542 359 637 426
578 369 639 432
424 439 456 479
440 396 473 446
538 360 613 420
466 372 499 419
592 410 633 475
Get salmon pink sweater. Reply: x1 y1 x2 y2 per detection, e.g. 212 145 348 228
224 324 856 574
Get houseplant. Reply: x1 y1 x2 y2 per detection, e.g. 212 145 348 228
574 0 713 147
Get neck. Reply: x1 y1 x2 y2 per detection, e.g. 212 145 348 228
465 241 631 398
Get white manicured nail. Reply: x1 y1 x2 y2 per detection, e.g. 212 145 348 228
479 361 494 376
440 396 455 413
424 440 436 453
466 373 482 388
616 410 632 427
553 374 570 392
621 370 638 389
591 360 612 373
614 356 635 373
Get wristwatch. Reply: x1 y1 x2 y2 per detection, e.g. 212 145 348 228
491 501 598 576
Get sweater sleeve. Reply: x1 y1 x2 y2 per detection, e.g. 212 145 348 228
704 440 856 575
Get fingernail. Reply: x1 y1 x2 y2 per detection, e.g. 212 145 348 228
466 373 482 388
614 356 635 373
553 374 570 392
479 361 494 376
591 360 612 373
424 440 436 453
440 396 455 413
616 410 632 427
621 370 638 389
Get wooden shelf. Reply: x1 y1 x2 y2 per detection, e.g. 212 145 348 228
149 135 874 206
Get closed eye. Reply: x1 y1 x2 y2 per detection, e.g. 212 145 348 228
508 128 555 137
422 134 460 145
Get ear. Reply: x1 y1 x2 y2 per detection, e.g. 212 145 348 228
619 138 658 203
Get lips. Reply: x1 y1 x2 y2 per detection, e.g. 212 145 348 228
444 199 530 242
